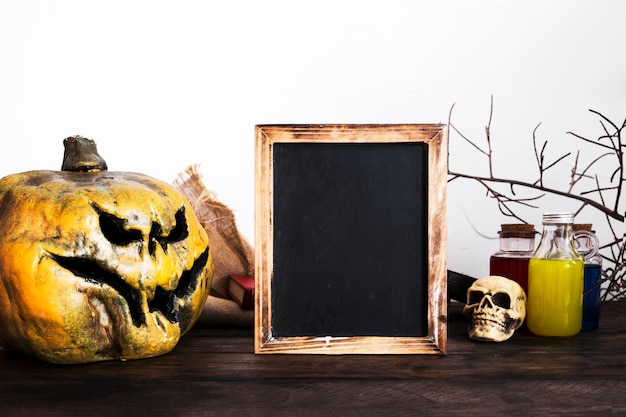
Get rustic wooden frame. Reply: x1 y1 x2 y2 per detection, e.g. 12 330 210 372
254 124 448 354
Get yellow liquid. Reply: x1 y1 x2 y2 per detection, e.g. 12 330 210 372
527 258 584 337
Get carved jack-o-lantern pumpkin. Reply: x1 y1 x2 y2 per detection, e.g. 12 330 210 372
0 136 213 363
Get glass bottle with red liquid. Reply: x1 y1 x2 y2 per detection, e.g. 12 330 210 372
489 224 537 294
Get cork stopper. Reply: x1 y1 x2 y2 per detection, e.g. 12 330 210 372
573 223 593 231
499 223 537 238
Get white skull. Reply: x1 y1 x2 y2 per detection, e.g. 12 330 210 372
462 275 527 342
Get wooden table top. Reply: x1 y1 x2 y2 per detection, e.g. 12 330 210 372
1 300 625 416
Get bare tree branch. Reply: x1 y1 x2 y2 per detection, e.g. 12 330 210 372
449 102 626 300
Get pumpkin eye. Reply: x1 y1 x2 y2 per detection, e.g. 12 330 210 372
167 206 190 244
91 203 143 246
148 206 189 256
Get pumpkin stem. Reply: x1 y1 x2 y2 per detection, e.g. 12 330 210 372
61 136 108 172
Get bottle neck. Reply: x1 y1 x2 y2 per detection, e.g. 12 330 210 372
498 236 535 254
532 223 582 260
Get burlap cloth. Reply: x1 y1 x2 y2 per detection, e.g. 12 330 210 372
173 166 254 327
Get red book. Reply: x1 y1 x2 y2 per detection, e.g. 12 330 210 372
226 275 255 310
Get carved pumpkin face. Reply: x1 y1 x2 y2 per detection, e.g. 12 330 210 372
0 137 213 363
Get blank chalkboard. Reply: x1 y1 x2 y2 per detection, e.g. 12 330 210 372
255 124 447 355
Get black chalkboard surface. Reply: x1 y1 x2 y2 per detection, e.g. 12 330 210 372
255 124 447 355
272 142 428 337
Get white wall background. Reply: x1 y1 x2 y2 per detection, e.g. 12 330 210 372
1 0 625 280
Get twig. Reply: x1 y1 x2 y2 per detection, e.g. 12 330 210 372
449 103 626 299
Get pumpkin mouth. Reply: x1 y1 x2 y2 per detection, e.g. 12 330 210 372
49 248 209 327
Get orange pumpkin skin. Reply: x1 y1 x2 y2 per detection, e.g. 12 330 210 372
0 167 213 364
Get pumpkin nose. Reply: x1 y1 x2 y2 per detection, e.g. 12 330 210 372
150 240 180 289
148 207 190 257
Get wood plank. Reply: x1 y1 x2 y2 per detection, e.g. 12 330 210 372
0 301 624 415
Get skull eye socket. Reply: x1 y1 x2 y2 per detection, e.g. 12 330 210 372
492 292 511 309
468 290 484 305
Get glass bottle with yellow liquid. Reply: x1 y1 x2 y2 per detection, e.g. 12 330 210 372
527 212 585 337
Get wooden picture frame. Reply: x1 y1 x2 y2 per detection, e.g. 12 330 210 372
255 124 447 354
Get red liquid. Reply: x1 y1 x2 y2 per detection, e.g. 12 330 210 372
489 256 530 294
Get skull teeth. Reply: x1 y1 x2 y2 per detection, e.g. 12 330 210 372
472 317 506 330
